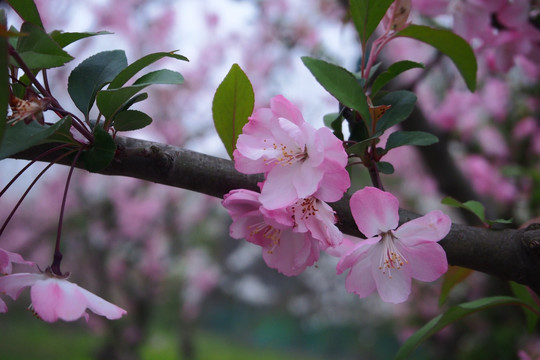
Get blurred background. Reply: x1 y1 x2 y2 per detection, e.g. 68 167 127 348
1 0 539 359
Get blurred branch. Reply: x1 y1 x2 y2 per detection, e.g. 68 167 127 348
12 136 540 295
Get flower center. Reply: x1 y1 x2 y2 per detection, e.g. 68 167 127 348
263 140 307 167
378 231 407 278
249 221 281 253
292 197 318 222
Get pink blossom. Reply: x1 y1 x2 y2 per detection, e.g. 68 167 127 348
336 187 450 303
0 248 33 275
0 297 6 313
222 189 320 276
234 95 350 209
0 269 127 322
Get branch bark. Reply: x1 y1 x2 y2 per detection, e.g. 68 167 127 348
12 136 540 294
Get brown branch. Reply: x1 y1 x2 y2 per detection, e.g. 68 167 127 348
12 136 540 294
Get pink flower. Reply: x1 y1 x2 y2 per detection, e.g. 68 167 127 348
0 297 7 313
336 187 451 303
222 189 320 276
234 95 350 209
0 269 127 322
0 248 33 275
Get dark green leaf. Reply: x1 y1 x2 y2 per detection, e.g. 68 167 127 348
97 69 184 120
113 110 152 132
441 197 486 223
397 24 477 92
0 10 8 149
109 51 188 89
50 30 112 48
375 90 417 132
439 266 473 306
212 63 254 159
68 50 128 116
346 132 381 157
509 282 540 332
385 130 438 151
15 22 73 69
302 56 370 129
119 92 148 112
6 0 43 28
376 161 394 174
81 126 116 172
42 115 77 144
371 60 425 96
0 117 68 159
487 218 514 226
349 0 394 47
323 112 344 141
395 296 531 360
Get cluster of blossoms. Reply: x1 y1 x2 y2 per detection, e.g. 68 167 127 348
0 248 126 322
222 95 451 303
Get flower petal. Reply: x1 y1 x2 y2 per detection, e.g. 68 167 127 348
0 273 41 299
270 95 305 126
31 278 87 322
77 286 127 320
350 187 400 237
394 210 451 246
401 242 448 282
0 297 7 313
262 231 319 276
344 254 377 298
372 256 412 304
336 237 380 274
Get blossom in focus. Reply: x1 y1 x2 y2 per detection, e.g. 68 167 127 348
336 187 451 303
0 269 127 322
234 95 350 209
0 248 33 275
222 189 320 276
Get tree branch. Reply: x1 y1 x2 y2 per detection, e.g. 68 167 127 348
12 136 540 294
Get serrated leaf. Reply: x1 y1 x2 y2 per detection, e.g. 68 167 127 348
15 22 73 69
97 69 184 120
371 60 425 96
302 56 371 129
349 0 394 47
397 24 477 92
212 63 254 159
395 296 531 360
0 11 8 149
509 282 540 332
375 90 417 132
68 50 128 116
6 0 43 28
50 30 112 48
385 130 438 151
0 117 68 159
113 110 152 132
439 266 473 306
109 51 188 89
376 161 394 174
81 126 116 172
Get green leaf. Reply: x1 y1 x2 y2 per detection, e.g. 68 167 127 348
375 90 417 132
0 117 68 159
302 56 370 128
385 130 438 151
395 296 531 360
15 22 73 69
376 161 394 174
371 60 425 96
6 0 43 28
212 63 254 159
441 197 486 223
68 50 128 116
349 0 394 47
0 10 8 149
397 24 477 92
509 282 540 332
96 69 184 120
108 51 188 89
323 112 344 140
81 126 116 172
439 266 473 306
50 30 112 48
112 110 152 132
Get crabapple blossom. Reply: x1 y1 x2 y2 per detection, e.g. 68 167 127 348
222 189 326 276
0 268 127 322
234 95 350 209
336 187 451 304
0 248 33 275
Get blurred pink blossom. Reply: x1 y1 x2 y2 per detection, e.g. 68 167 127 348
336 187 450 303
0 248 33 275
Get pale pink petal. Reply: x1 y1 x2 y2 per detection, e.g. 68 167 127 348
259 166 301 209
292 161 323 199
324 237 359 258
371 250 412 304
293 198 342 248
336 237 380 274
0 250 9 274
401 242 448 282
262 231 318 276
314 164 351 202
350 187 399 237
270 94 305 126
77 286 127 320
0 297 7 313
344 254 377 298
31 278 87 322
0 273 41 299
393 210 451 246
